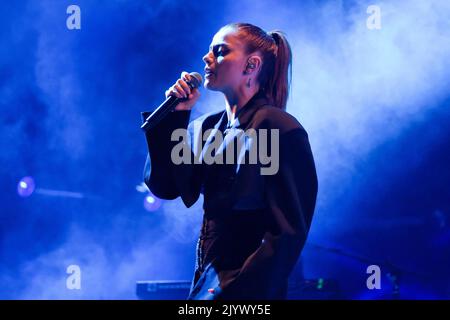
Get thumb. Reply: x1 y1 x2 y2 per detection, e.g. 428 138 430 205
188 88 200 100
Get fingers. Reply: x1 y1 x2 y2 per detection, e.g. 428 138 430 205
166 71 192 99
181 71 192 83
177 79 191 96
166 84 185 99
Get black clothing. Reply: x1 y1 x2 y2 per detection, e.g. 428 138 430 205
142 91 318 299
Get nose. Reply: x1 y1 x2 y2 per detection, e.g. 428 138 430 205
202 51 213 65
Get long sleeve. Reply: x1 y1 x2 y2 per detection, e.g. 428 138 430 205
142 110 190 199
142 110 205 207
217 127 318 299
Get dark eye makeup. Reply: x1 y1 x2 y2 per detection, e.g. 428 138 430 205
211 44 230 58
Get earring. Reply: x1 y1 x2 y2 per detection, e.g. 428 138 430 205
247 78 251 88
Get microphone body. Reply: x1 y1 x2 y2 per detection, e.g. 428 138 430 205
141 72 202 132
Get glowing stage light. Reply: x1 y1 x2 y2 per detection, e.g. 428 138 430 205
17 176 35 197
17 176 85 199
143 193 161 212
317 278 324 290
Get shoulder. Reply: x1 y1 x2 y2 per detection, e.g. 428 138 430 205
254 105 307 136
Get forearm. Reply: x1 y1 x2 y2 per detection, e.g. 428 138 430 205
142 110 191 198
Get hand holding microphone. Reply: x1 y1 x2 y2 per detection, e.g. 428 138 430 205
166 71 202 111
141 71 202 131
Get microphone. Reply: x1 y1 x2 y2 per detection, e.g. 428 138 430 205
141 72 203 132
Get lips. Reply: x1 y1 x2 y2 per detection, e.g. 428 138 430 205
204 67 214 76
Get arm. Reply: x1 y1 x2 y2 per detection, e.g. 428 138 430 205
142 109 204 207
142 109 190 199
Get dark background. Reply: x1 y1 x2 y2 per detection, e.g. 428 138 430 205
0 0 449 299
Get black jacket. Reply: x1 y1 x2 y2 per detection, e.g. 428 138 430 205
142 91 318 300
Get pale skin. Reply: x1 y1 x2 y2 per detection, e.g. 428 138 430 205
165 26 263 124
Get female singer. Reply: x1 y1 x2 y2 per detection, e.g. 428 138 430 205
142 22 318 299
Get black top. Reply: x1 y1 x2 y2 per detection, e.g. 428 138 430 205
142 90 318 299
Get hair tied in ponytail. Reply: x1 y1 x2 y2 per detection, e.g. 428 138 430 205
269 32 280 56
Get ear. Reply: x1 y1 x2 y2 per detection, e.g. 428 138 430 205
244 55 262 75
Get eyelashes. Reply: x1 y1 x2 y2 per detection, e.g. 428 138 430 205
212 46 230 58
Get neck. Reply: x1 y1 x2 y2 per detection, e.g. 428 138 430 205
224 84 260 123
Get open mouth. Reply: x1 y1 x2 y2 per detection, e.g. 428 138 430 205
204 68 214 77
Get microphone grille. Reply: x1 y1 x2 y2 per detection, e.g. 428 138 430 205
189 72 203 88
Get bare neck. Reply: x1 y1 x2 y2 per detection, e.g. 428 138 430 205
224 85 260 123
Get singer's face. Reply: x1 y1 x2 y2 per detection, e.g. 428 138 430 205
202 27 249 93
